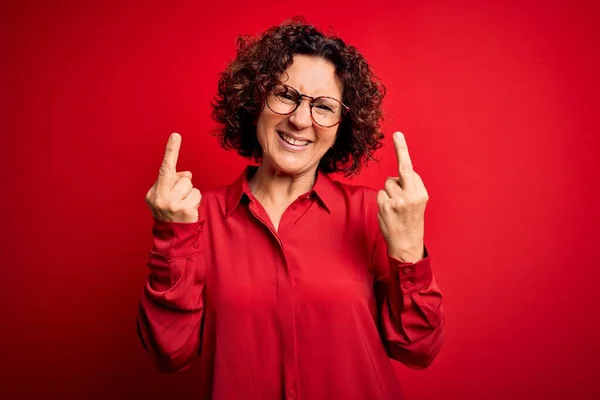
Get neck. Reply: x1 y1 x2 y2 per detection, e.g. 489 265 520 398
249 163 316 207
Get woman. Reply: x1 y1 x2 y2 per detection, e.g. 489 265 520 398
138 18 445 400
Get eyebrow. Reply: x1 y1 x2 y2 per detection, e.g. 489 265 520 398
282 83 342 102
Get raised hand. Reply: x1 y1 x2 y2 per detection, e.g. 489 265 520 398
376 132 428 263
145 133 202 223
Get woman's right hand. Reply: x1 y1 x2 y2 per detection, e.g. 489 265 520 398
145 133 202 223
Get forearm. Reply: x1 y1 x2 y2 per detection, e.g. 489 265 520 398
379 250 445 369
137 218 205 373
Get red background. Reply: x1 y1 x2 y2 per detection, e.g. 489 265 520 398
2 0 599 398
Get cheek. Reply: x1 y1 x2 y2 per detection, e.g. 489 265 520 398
317 128 339 147
255 113 270 139
257 110 281 135
255 113 282 152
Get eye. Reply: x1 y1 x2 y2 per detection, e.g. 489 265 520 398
316 104 334 112
279 92 296 101
273 85 299 103
313 99 339 114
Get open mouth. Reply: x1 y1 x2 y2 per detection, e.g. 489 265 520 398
277 131 312 147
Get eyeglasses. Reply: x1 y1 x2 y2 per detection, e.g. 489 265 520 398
265 83 350 128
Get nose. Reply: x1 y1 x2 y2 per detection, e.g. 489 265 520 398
288 98 313 129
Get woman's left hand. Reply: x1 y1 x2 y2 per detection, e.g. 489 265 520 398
377 131 429 263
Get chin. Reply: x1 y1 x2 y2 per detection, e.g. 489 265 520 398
267 153 313 176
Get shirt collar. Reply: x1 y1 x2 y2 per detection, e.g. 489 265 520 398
310 168 339 214
225 167 253 217
225 166 341 217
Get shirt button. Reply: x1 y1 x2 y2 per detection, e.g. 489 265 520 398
289 389 296 398
403 282 412 289
403 267 411 275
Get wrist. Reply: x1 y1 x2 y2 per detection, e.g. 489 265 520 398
388 243 425 263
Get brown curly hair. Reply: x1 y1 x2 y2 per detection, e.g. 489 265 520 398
211 17 385 177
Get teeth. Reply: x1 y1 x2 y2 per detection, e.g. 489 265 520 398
280 132 310 146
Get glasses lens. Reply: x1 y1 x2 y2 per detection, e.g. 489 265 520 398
312 97 343 127
267 85 298 114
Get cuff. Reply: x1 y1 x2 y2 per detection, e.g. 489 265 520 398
151 217 203 258
388 245 432 294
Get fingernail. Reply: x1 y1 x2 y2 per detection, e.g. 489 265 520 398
170 133 179 142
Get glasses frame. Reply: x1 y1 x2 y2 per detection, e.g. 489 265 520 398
266 83 351 128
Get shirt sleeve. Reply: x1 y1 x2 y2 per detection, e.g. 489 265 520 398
136 217 205 373
367 198 446 369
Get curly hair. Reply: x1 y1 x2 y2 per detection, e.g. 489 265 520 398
211 17 386 177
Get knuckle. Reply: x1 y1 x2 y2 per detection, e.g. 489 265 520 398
153 198 167 211
178 170 192 179
166 202 182 214
383 201 394 213
158 164 170 177
391 198 405 208
178 176 192 187
145 189 154 203
384 178 396 190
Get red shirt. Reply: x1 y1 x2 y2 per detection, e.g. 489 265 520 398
137 166 445 400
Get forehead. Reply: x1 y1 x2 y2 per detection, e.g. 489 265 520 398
280 54 343 98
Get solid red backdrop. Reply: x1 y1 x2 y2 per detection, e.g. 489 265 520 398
2 0 599 399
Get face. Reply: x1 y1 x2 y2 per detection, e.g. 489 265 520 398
255 54 344 177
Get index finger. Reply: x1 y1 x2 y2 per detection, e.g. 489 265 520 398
158 132 181 183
